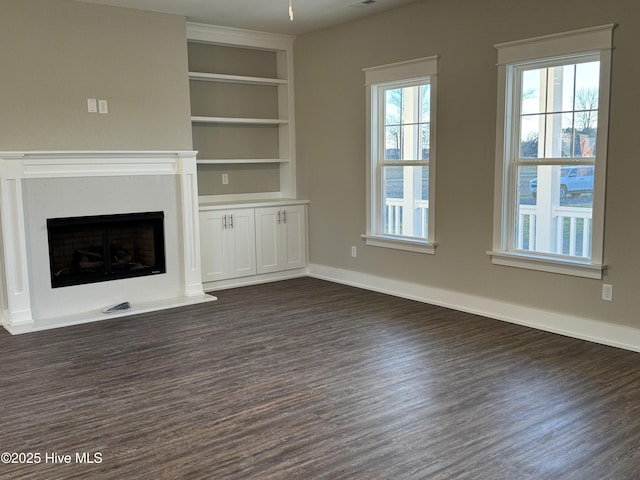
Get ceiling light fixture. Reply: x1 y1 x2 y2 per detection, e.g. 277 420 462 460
289 0 294 21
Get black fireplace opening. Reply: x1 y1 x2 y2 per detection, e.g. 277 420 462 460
47 211 166 288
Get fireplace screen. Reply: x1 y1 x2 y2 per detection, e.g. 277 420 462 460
47 212 166 288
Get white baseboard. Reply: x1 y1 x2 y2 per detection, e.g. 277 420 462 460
308 263 640 353
203 268 308 292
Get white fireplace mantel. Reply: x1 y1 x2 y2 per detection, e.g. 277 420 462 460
0 151 215 334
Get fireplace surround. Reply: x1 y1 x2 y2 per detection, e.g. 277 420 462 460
0 151 215 334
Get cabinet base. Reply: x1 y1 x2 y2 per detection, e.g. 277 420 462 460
202 268 308 292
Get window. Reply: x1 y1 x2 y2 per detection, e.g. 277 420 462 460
363 57 438 254
490 25 614 278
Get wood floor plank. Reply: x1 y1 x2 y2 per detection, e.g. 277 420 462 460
1 277 639 479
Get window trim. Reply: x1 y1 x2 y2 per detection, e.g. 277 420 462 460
363 56 438 254
489 25 615 279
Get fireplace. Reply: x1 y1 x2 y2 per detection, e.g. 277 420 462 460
0 151 215 335
47 212 166 288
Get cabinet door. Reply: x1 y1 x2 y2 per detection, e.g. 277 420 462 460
281 205 307 270
255 206 281 274
225 209 256 279
199 210 227 282
255 205 307 274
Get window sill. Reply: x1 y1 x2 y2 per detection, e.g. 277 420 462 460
362 234 436 254
487 250 605 279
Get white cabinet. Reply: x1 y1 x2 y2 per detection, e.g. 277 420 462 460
255 204 307 274
199 208 256 282
199 202 307 287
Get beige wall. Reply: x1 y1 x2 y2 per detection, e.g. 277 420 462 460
294 0 640 328
0 0 192 151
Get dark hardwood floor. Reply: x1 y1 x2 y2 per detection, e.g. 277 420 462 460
1 277 639 479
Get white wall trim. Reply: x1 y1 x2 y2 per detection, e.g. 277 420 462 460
202 268 308 292
186 22 294 51
487 250 605 279
495 23 616 65
308 263 640 353
363 55 439 85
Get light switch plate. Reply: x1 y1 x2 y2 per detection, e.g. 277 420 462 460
87 98 97 113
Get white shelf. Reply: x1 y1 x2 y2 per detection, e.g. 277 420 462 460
191 116 288 125
189 71 287 86
197 158 290 164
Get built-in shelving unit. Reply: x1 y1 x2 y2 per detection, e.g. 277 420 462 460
187 24 307 292
186 23 296 201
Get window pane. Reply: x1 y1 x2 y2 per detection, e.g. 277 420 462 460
575 71 598 156
575 61 600 100
521 68 544 115
516 164 593 257
385 125 400 160
546 64 575 113
386 124 428 161
400 86 419 124
397 124 422 160
420 123 430 160
577 114 597 158
520 114 543 158
384 84 430 161
519 59 600 160
420 84 431 123
544 112 574 158
382 166 429 239
385 88 402 125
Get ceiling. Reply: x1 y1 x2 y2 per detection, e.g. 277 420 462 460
75 0 424 36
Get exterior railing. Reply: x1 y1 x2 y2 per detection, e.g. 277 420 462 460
384 198 429 238
382 199 590 257
518 204 592 258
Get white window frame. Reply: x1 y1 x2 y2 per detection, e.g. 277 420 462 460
489 25 615 279
362 56 438 254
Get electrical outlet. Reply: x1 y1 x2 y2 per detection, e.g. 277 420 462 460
222 173 229 185
602 284 613 301
98 99 108 114
351 246 357 258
